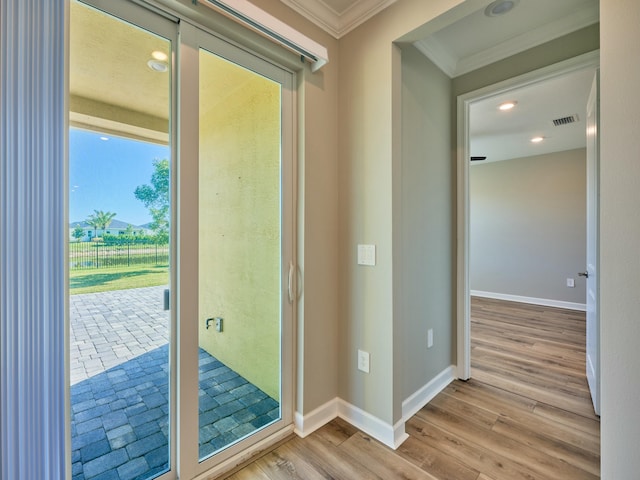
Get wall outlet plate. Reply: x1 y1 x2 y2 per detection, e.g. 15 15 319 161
357 349 370 373
357 244 376 266
567 278 575 288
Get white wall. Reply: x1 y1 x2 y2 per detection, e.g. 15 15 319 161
470 149 587 306
599 0 640 477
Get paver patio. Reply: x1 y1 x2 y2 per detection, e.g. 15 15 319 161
70 286 279 480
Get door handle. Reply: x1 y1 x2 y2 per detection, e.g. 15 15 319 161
578 271 589 278
287 261 294 304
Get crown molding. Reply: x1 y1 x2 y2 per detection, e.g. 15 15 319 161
455 4 599 76
279 0 397 38
413 36 457 77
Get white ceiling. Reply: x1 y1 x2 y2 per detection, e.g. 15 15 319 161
470 67 596 163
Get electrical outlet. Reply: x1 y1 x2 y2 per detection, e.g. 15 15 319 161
566 278 575 288
357 349 370 373
427 329 434 348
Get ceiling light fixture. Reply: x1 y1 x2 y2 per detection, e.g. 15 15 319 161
530 136 544 143
99 136 109 141
499 101 517 111
147 59 168 72
151 50 168 61
484 0 519 17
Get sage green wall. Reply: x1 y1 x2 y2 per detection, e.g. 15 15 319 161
600 0 640 476
400 45 453 400
338 0 469 426
470 149 587 305
198 62 281 400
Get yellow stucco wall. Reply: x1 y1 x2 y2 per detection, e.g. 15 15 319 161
198 50 281 401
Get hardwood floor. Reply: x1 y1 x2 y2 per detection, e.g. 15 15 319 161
226 297 600 480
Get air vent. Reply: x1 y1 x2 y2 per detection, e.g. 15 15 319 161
552 114 579 126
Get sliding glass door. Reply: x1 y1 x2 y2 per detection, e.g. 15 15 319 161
177 23 295 479
69 3 295 479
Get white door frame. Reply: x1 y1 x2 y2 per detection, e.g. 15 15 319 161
456 50 600 380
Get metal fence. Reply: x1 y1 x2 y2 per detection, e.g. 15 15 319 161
69 242 169 270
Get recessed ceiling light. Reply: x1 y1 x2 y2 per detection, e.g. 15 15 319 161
100 136 109 141
151 50 168 61
147 59 168 72
499 101 517 111
530 136 544 143
485 0 519 17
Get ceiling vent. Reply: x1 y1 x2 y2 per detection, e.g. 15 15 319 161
552 114 579 126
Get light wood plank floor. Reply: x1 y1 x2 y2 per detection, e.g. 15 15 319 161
226 297 600 480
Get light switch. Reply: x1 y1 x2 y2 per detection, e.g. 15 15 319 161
357 244 376 266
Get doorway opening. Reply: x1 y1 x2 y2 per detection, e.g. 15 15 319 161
456 53 600 410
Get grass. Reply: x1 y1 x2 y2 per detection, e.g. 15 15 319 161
70 265 169 294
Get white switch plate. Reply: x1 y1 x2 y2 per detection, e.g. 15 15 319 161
357 244 376 266
427 329 433 348
566 278 575 288
357 349 370 373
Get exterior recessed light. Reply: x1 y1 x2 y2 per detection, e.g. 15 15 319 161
530 136 544 143
151 50 168 61
499 101 517 111
485 0 519 17
147 59 168 72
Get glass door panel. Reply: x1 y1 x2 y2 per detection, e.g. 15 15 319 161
68 2 175 479
197 48 282 461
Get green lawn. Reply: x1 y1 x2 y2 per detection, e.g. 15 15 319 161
70 265 169 294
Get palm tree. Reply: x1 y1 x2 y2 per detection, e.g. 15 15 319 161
85 210 116 238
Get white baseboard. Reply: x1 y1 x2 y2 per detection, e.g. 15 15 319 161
402 365 456 421
337 399 408 450
471 290 586 312
294 398 338 438
294 397 407 449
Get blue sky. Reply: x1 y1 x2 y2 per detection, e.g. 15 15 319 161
69 128 170 226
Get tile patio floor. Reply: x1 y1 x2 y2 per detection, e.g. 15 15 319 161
70 286 279 480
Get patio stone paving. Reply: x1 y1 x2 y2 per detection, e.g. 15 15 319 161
70 286 279 480
70 286 170 385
